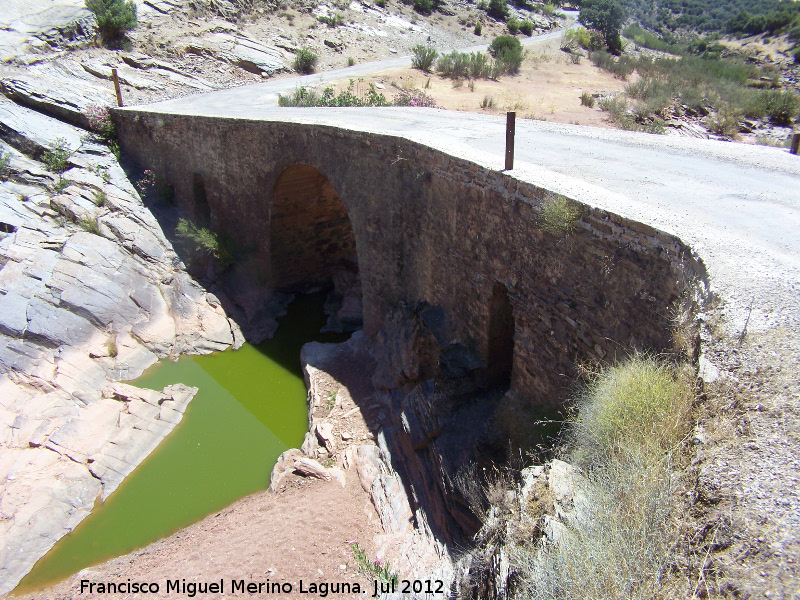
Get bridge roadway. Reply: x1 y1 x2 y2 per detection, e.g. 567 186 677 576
128 97 800 335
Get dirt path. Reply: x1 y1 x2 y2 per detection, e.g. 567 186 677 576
13 474 383 600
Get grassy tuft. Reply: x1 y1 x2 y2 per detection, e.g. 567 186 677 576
78 214 102 235
539 195 581 235
512 355 695 600
569 355 694 466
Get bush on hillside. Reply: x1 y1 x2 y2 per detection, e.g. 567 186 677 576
488 35 524 74
85 0 137 40
293 48 318 74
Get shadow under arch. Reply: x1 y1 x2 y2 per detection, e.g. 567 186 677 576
270 163 359 292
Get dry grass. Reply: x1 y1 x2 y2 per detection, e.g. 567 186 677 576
569 356 695 466
538 194 581 236
320 38 628 129
510 355 696 600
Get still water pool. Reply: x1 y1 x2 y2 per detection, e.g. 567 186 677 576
16 294 344 593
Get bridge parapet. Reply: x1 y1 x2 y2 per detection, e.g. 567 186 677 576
115 109 706 410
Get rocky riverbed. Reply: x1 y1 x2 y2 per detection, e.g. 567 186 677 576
0 94 242 592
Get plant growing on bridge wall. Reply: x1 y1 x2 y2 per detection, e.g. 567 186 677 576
175 218 232 269
538 195 581 235
86 104 118 142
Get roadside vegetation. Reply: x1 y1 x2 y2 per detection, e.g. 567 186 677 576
593 49 798 133
459 352 698 599
278 78 437 107
409 35 525 82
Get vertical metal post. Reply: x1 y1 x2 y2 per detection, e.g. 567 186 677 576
505 111 515 171
112 68 124 107
791 132 800 155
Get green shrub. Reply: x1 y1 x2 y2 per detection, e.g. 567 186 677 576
580 91 595 107
85 0 137 40
569 356 694 465
175 218 232 268
705 105 742 136
474 22 483 35
413 0 433 14
507 17 520 33
375 0 386 6
42 138 72 174
489 35 524 74
561 27 593 52
278 86 321 106
541 2 556 17
318 12 344 26
487 0 509 20
437 50 493 79
519 19 534 35
411 44 439 72
763 89 800 125
293 48 318 74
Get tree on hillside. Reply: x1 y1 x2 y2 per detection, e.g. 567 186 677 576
85 0 137 41
579 0 626 54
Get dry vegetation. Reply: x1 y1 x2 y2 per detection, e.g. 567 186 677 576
311 37 629 127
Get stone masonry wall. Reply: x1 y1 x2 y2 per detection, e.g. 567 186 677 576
115 112 707 409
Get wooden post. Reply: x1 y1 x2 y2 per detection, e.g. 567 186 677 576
112 68 123 107
505 111 515 171
791 132 800 156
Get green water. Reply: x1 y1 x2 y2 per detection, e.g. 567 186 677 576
16 294 343 593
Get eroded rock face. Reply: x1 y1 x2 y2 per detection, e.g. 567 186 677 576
0 97 241 593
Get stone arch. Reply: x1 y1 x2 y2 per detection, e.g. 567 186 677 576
487 282 515 386
270 163 362 330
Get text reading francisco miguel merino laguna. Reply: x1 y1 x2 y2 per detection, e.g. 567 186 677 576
80 577 446 597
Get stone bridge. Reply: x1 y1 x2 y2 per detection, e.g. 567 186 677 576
115 107 706 411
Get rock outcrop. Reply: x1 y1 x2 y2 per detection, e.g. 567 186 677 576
0 96 241 593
